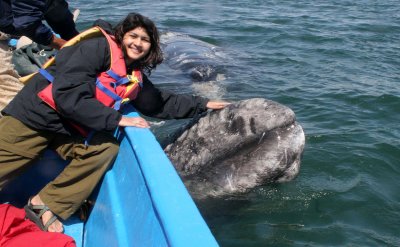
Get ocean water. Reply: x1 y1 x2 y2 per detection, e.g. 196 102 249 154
71 1 400 246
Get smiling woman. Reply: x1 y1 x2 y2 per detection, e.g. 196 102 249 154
113 13 163 72
0 12 229 233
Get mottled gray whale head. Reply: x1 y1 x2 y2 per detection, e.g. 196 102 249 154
164 98 305 199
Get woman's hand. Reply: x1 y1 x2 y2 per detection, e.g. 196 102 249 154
118 116 150 128
206 100 231 110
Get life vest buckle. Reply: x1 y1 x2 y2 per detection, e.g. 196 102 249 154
127 74 139 83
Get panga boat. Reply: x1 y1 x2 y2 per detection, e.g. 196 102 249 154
0 108 218 247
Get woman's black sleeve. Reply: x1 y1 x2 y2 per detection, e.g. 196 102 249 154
132 75 209 119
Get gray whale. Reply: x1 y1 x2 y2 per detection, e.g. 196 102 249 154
160 32 226 82
164 98 305 199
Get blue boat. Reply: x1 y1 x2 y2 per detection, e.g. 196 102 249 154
0 109 218 247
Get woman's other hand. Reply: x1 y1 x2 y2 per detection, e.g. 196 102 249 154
118 116 150 128
206 100 231 110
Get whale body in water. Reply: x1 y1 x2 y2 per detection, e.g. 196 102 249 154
164 98 305 199
160 31 226 82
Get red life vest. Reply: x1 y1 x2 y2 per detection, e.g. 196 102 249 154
36 27 143 136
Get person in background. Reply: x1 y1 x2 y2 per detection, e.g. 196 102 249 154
0 12 229 233
0 0 79 49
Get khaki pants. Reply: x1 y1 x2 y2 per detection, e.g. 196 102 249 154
0 116 119 220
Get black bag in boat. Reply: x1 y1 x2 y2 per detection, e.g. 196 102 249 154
12 42 57 76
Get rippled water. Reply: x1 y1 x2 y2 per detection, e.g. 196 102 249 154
71 1 400 246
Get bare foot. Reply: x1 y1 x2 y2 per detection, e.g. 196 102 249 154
30 195 64 233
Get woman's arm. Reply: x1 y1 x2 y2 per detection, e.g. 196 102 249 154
123 74 231 127
132 75 209 119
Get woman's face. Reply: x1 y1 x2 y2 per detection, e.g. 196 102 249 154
122 27 151 65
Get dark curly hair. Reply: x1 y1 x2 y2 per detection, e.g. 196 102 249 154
113 13 163 74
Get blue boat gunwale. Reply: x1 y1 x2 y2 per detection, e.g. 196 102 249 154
83 116 218 246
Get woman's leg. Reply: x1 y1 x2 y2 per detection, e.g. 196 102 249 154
39 131 119 220
0 116 50 190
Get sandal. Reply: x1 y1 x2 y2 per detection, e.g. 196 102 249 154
24 198 58 231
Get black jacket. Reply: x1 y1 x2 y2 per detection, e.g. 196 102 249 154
2 36 209 135
0 0 78 45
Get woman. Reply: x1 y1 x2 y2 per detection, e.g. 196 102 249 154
0 13 229 233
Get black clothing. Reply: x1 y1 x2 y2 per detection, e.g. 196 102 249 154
0 0 78 45
2 36 208 135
